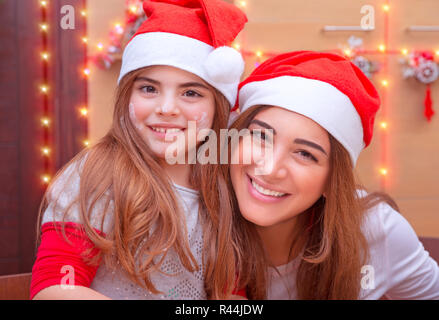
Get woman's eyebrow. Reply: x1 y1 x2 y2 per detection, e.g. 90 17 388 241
249 119 277 134
294 138 328 156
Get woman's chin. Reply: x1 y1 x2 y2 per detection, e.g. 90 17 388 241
240 209 276 227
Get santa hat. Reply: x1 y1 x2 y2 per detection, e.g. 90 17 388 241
236 51 381 167
118 0 248 106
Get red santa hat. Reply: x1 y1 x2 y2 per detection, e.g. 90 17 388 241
118 0 248 106
236 51 381 167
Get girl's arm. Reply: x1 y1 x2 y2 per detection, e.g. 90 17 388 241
30 222 106 300
32 285 111 300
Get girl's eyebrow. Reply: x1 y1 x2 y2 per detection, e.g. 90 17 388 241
134 77 209 90
179 82 210 90
293 138 328 156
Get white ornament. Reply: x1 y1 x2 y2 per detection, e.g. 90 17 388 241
347 36 363 49
402 67 415 79
416 60 439 84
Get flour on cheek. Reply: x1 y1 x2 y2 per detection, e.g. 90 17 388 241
193 111 213 142
129 102 147 134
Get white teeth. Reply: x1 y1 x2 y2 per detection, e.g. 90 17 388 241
251 179 285 197
151 127 182 133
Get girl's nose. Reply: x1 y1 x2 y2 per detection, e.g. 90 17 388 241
155 96 180 116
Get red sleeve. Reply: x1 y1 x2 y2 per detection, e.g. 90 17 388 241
30 222 105 300
232 287 247 298
231 273 247 298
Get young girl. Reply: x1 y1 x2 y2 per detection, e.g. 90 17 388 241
30 0 247 300
228 51 439 299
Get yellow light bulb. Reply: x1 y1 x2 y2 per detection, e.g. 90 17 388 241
42 147 51 156
381 79 389 87
40 85 49 94
380 121 388 129
80 108 88 116
81 10 87 17
383 4 390 12
401 48 409 56
379 168 388 176
239 1 247 8
83 68 90 77
83 140 90 147
435 50 439 56
378 44 386 52
42 175 51 184
40 0 48 7
41 52 50 61
344 49 352 57
40 24 48 32
130 5 138 13
41 118 50 127
97 43 104 51
256 51 263 58
82 37 88 44
233 43 241 50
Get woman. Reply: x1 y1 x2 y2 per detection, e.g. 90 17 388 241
228 51 439 299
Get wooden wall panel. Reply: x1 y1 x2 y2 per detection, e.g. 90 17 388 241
0 0 88 275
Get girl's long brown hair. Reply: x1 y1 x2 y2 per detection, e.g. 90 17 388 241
228 105 400 300
35 68 240 299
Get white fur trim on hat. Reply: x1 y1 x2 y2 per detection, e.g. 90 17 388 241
239 76 365 166
118 32 243 106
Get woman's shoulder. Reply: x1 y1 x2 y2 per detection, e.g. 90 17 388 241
358 189 421 256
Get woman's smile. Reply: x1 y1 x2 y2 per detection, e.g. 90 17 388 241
246 173 291 203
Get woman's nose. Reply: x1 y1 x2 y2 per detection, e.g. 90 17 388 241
252 144 288 180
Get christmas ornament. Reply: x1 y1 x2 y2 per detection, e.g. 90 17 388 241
91 0 147 70
400 51 438 121
339 36 380 78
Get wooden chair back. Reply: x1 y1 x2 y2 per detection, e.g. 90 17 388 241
0 273 32 300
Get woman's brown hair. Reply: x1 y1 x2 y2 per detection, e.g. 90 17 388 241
35 67 239 299
227 105 400 299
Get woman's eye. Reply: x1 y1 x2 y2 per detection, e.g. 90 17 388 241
183 90 202 97
250 129 272 143
139 85 157 94
297 150 318 162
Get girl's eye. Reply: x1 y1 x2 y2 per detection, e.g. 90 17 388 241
183 90 202 98
139 85 157 94
297 150 318 162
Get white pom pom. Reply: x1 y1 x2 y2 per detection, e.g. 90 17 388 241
203 46 244 84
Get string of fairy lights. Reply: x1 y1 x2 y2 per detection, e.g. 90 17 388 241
38 0 89 185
